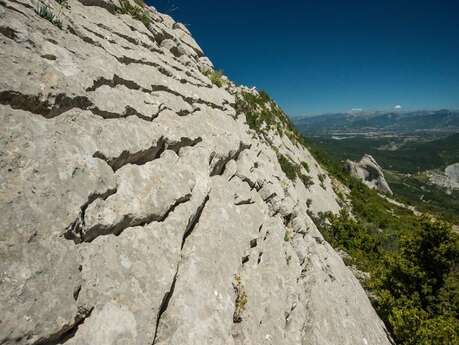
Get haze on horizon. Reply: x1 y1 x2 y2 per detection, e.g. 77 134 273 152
151 0 459 117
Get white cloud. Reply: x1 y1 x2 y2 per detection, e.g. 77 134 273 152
394 105 402 110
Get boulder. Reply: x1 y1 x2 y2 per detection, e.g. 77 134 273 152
345 154 393 195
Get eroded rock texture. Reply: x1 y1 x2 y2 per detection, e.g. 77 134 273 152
0 1 392 344
345 154 393 195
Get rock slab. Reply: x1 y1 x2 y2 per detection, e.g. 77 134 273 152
0 1 392 345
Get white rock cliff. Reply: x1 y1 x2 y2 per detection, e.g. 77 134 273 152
0 1 392 344
345 154 393 195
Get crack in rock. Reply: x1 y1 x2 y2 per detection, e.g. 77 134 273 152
235 198 255 206
181 194 209 249
153 193 210 344
0 90 92 118
95 23 158 52
115 56 177 79
64 187 118 244
82 193 192 243
89 105 153 121
82 25 116 44
152 270 177 345
32 306 94 345
67 25 104 49
3 0 35 15
93 136 203 172
150 84 226 111
210 142 252 176
0 25 20 40
112 55 208 88
86 74 146 92
78 0 118 13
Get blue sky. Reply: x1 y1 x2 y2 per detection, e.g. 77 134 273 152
150 1 459 117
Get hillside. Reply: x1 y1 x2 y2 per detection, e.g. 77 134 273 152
295 109 459 135
304 133 459 223
0 1 393 345
310 133 459 173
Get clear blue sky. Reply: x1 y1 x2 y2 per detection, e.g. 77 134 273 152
150 0 459 117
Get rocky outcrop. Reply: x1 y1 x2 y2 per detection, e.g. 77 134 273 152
0 1 392 344
345 154 393 195
429 163 459 193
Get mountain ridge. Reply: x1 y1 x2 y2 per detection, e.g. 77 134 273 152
294 109 459 134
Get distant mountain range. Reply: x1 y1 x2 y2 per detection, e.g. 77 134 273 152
293 109 459 134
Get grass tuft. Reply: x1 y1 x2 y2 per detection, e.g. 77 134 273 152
204 69 226 88
232 274 248 323
35 2 63 29
117 0 151 27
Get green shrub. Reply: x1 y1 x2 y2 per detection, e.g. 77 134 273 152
230 82 459 345
306 140 459 345
322 201 459 345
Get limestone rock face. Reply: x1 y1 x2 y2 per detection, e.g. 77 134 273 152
0 1 392 345
345 154 393 195
429 162 459 193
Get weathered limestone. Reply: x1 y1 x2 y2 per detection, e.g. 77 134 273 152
0 1 392 345
345 154 393 195
429 162 459 193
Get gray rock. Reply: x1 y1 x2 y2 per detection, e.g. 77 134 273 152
0 1 392 345
345 154 393 195
429 162 459 193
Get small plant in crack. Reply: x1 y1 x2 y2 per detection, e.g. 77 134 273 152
284 227 293 242
277 153 297 181
117 0 151 27
34 1 63 29
300 173 314 189
203 69 226 88
318 173 327 190
233 274 248 323
301 161 310 173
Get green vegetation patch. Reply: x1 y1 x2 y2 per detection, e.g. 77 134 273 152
277 154 298 180
203 69 226 88
309 133 459 174
232 274 248 323
235 90 300 139
235 89 315 189
35 1 64 29
308 143 459 345
386 171 459 224
234 88 459 343
276 153 314 189
304 133 459 224
301 161 310 173
117 0 151 27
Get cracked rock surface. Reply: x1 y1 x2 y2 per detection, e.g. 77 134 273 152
0 1 392 344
